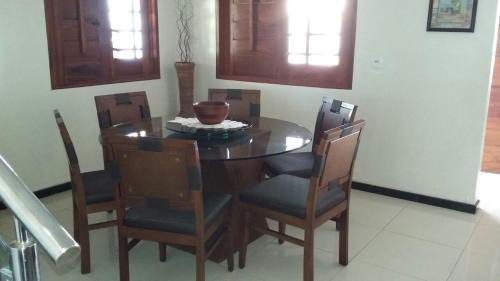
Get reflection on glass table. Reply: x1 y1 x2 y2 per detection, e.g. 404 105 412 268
101 117 312 161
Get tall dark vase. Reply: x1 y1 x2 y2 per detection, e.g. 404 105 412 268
175 62 195 117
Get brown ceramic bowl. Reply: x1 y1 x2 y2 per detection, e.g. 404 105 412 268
193 101 230 125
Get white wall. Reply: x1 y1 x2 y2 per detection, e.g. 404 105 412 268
0 0 180 191
193 0 500 204
0 0 498 205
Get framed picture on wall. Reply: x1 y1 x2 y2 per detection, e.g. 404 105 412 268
427 0 478 32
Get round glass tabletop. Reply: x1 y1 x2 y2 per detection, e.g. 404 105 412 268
100 117 312 161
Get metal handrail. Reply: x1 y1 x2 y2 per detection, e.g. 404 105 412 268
0 155 80 279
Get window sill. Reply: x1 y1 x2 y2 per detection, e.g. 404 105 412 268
216 74 352 90
51 74 161 90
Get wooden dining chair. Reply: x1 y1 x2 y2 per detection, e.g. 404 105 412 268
239 120 365 281
108 136 234 281
208 89 260 121
54 110 117 274
94 91 151 130
264 97 357 178
95 91 151 167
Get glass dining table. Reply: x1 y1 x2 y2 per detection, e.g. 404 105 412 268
100 116 312 261
101 116 312 161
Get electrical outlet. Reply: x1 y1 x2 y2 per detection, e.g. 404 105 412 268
372 57 384 69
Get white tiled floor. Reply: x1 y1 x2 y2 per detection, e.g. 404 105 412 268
2 172 500 281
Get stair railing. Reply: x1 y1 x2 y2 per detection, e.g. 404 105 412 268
0 155 80 281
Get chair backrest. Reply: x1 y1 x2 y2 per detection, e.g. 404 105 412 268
109 136 203 217
312 98 357 148
316 120 365 188
95 92 151 130
54 110 86 207
307 120 365 218
208 89 261 121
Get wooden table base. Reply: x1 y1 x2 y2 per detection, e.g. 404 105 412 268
201 159 267 263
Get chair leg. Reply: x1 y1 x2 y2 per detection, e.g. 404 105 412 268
304 228 314 281
238 212 250 269
196 243 206 281
79 224 91 274
331 216 341 231
227 226 234 272
72 206 80 243
338 210 349 266
118 236 130 281
278 222 286 244
159 243 167 262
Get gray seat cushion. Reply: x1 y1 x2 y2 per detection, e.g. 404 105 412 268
124 193 232 234
240 174 345 218
82 170 115 204
264 152 315 178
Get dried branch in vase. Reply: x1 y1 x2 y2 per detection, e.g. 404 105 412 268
176 0 193 63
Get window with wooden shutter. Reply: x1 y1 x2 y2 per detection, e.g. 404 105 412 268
217 0 357 89
44 0 160 89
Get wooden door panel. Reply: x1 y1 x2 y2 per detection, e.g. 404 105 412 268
482 27 500 173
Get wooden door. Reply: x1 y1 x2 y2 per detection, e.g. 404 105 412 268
482 27 500 173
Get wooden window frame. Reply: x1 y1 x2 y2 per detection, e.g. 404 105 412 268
44 0 160 90
216 0 357 90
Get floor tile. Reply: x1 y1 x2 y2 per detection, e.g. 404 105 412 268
41 239 229 281
448 251 500 281
466 224 500 258
40 190 72 211
357 231 461 281
349 190 408 230
385 203 478 249
478 206 500 227
208 270 265 281
127 245 230 281
12 173 500 281
241 236 344 281
284 221 380 261
0 209 12 220
333 260 424 281
0 214 16 241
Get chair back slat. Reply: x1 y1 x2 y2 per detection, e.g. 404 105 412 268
313 98 357 146
208 89 260 121
95 92 150 130
313 120 365 190
53 110 87 207
54 111 80 166
109 137 202 211
115 148 192 201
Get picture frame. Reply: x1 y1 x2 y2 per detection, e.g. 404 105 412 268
427 0 478 32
